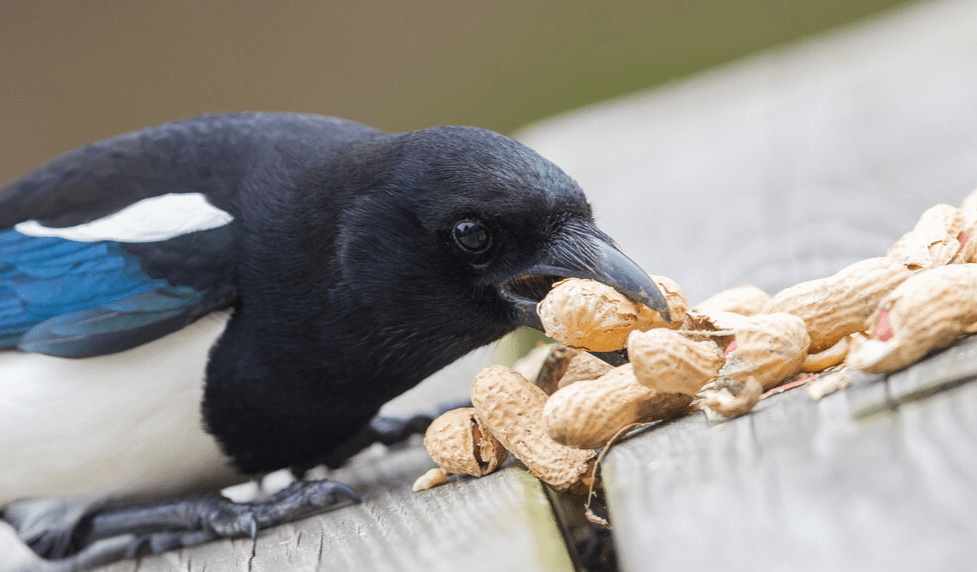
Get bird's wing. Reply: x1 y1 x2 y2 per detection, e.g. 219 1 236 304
0 117 243 358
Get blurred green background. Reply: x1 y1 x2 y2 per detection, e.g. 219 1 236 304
2 0 913 186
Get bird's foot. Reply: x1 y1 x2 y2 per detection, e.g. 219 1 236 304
9 479 360 561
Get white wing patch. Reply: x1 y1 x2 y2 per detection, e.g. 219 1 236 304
14 192 234 243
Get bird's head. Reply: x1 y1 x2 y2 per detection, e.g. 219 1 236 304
330 125 667 376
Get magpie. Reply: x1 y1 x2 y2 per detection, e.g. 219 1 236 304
0 112 668 564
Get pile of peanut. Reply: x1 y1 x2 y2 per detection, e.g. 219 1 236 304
414 188 977 495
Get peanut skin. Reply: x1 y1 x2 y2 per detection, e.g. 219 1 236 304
471 366 598 494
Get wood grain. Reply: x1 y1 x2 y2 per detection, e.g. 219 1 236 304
603 338 977 571
96 444 574 572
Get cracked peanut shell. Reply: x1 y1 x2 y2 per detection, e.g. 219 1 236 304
888 204 967 270
719 312 810 391
471 366 598 494
424 407 509 477
848 264 977 374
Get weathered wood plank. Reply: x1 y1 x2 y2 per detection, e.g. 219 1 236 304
603 348 977 571
96 444 575 572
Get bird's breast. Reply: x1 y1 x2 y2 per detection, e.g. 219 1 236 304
0 310 245 506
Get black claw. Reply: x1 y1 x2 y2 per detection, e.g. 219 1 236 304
323 480 362 505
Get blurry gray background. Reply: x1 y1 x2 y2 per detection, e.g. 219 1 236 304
1 0 911 184
9 0 973 402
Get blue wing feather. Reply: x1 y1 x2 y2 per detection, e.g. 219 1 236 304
0 228 216 357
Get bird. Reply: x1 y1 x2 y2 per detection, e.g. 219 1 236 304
0 112 667 566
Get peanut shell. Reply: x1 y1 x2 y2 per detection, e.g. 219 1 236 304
639 274 689 329
955 188 977 263
543 364 693 449
423 407 509 477
848 264 977 374
763 257 912 352
720 313 810 390
527 344 575 395
537 279 648 352
412 467 449 492
628 329 723 395
557 351 613 389
700 377 763 419
471 366 597 494
511 342 560 392
693 285 770 316
888 204 966 269
800 335 850 373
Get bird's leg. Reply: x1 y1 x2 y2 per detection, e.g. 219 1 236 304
56 479 360 559
315 399 472 470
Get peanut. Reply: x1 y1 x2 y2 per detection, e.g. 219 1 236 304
700 377 763 419
511 342 560 393
517 343 572 395
543 364 693 450
644 274 689 329
888 204 967 270
423 407 509 477
800 335 850 373
471 366 598 494
955 187 977 263
536 278 654 351
557 351 613 389
847 264 977 374
720 313 810 390
763 257 911 352
693 285 770 316
412 467 449 492
628 329 723 395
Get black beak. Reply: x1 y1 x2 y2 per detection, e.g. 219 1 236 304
499 221 670 333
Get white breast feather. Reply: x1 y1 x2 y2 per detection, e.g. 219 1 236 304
0 311 243 505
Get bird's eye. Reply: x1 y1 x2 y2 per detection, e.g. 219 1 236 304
452 220 491 253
